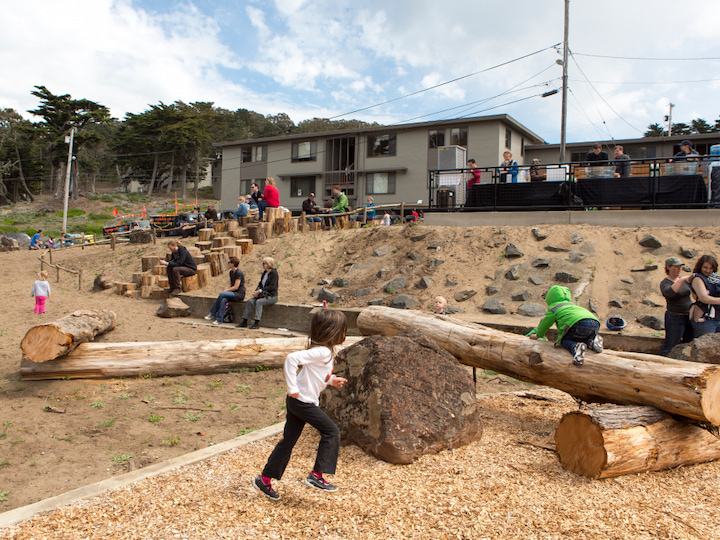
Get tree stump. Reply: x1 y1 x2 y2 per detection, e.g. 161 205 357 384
555 404 720 478
198 228 214 242
20 310 117 363
212 222 226 233
247 225 266 245
212 237 234 248
150 288 170 300
229 229 246 239
132 271 148 285
181 274 200 292
141 274 159 287
196 263 212 288
237 239 253 254
116 282 136 296
195 241 213 251
274 218 286 236
226 220 239 232
153 265 167 276
186 246 201 258
266 207 284 224
141 256 160 272
224 246 243 258
208 252 229 276
129 230 153 244
290 218 299 232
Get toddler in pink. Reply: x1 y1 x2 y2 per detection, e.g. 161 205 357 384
31 270 51 314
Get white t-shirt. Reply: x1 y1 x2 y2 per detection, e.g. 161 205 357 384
284 346 336 406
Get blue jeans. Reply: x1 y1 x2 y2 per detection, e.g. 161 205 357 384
242 295 278 322
233 210 247 220
660 311 692 356
306 216 322 223
210 291 242 323
692 318 720 338
560 318 600 354
324 210 341 228
262 395 340 480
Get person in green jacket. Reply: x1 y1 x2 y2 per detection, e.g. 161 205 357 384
528 285 603 365
324 186 349 228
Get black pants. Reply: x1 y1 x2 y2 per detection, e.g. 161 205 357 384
167 264 196 290
262 396 340 480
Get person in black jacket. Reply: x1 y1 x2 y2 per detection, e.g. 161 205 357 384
159 240 197 296
302 193 322 223
238 257 278 329
205 256 245 325
585 142 609 165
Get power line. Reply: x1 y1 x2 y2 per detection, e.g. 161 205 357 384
327 43 562 120
572 52 720 61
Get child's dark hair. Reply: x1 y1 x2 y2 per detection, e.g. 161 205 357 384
693 254 718 275
308 309 347 354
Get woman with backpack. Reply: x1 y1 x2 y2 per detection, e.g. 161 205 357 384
204 257 245 325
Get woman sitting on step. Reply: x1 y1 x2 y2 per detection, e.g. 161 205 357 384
204 257 245 325
238 257 278 329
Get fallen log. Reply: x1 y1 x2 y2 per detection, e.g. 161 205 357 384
356 306 720 425
555 404 720 478
20 310 118 363
19 336 363 380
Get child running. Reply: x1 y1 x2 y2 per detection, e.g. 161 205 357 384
528 285 603 365
253 309 348 501
31 270 51 314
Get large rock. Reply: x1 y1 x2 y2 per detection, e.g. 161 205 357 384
390 294 418 309
483 298 506 314
669 334 720 364
320 330 483 464
157 297 191 318
93 269 124 291
318 288 341 304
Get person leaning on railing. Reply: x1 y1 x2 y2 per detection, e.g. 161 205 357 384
612 145 631 178
529 158 546 182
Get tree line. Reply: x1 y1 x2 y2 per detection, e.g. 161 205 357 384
643 118 720 137
0 86 377 205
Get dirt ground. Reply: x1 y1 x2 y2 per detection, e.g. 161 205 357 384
1 193 720 536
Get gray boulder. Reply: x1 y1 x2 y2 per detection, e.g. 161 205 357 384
454 290 477 302
93 269 123 291
157 297 191 318
332 277 350 288
669 334 720 364
531 258 551 267
518 303 547 317
505 265 520 280
320 330 483 464
505 243 524 258
532 228 548 241
385 277 408 292
390 295 418 310
555 272 580 283
355 287 372 298
638 315 664 331
416 277 432 289
373 245 389 257
512 290 532 302
639 235 662 248
483 298 507 314
318 288 341 304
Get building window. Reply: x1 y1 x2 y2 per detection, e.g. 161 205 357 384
291 141 317 162
241 147 253 163
366 172 396 194
290 176 315 198
367 134 396 157
254 145 267 162
240 178 265 197
429 130 445 148
450 127 467 147
505 128 512 150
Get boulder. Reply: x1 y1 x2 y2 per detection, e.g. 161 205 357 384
390 295 418 310
355 287 372 298
332 277 350 288
407 252 421 261
410 232 432 242
531 227 548 241
505 243 524 258
93 269 124 291
366 298 385 306
556 271 580 283
638 315 664 331
384 277 408 292
320 329 483 464
529 275 544 286
486 285 499 296
373 245 390 257
505 265 520 280
571 231 584 244
454 290 477 302
518 302 546 317
639 235 662 248
669 333 720 364
568 252 586 263
428 258 445 268
545 245 569 252
483 298 506 314
416 277 432 289
318 288 341 304
531 258 551 268
129 230 153 244
156 297 191 318
512 290 532 302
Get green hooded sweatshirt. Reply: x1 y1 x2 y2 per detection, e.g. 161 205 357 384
534 285 598 342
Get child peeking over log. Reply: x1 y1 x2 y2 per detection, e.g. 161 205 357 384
528 285 603 366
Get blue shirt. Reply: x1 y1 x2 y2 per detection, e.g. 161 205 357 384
236 202 249 217
31 233 40 246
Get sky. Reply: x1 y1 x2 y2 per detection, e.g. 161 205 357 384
2 0 720 145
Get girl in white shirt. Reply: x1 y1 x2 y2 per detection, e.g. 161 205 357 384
253 309 348 501
31 270 51 314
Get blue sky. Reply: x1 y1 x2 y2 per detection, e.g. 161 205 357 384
2 0 720 144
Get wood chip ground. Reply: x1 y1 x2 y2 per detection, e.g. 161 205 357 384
2 388 719 539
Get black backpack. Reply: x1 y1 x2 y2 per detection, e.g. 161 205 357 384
222 301 234 323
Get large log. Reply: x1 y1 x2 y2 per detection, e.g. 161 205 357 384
555 404 720 478
356 306 720 425
20 310 118 363
20 336 363 380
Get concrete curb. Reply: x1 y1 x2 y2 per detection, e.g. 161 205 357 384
0 422 285 529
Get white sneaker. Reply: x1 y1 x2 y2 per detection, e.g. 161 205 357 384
590 335 603 353
212 320 220 326
204 314 213 321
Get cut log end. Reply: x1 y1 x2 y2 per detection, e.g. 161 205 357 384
702 370 720 425
20 326 74 365
554 413 607 478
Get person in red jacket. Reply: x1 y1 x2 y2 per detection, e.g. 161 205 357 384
258 177 280 220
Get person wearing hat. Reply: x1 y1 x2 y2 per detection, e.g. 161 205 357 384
302 192 322 223
659 256 694 356
673 140 700 162
529 158 546 182
584 143 609 165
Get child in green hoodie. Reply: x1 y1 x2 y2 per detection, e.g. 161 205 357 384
529 285 603 365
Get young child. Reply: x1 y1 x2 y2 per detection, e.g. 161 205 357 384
434 296 447 315
253 309 348 501
31 270 51 314
528 285 603 365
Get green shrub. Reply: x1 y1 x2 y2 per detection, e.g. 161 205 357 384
54 209 85 218
88 213 113 222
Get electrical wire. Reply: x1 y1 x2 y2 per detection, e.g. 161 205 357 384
327 43 562 120
572 52 720 61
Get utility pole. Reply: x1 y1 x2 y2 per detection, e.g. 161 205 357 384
667 103 675 137
62 127 76 235
559 0 570 163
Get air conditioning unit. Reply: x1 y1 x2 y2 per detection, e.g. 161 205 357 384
438 145 467 170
